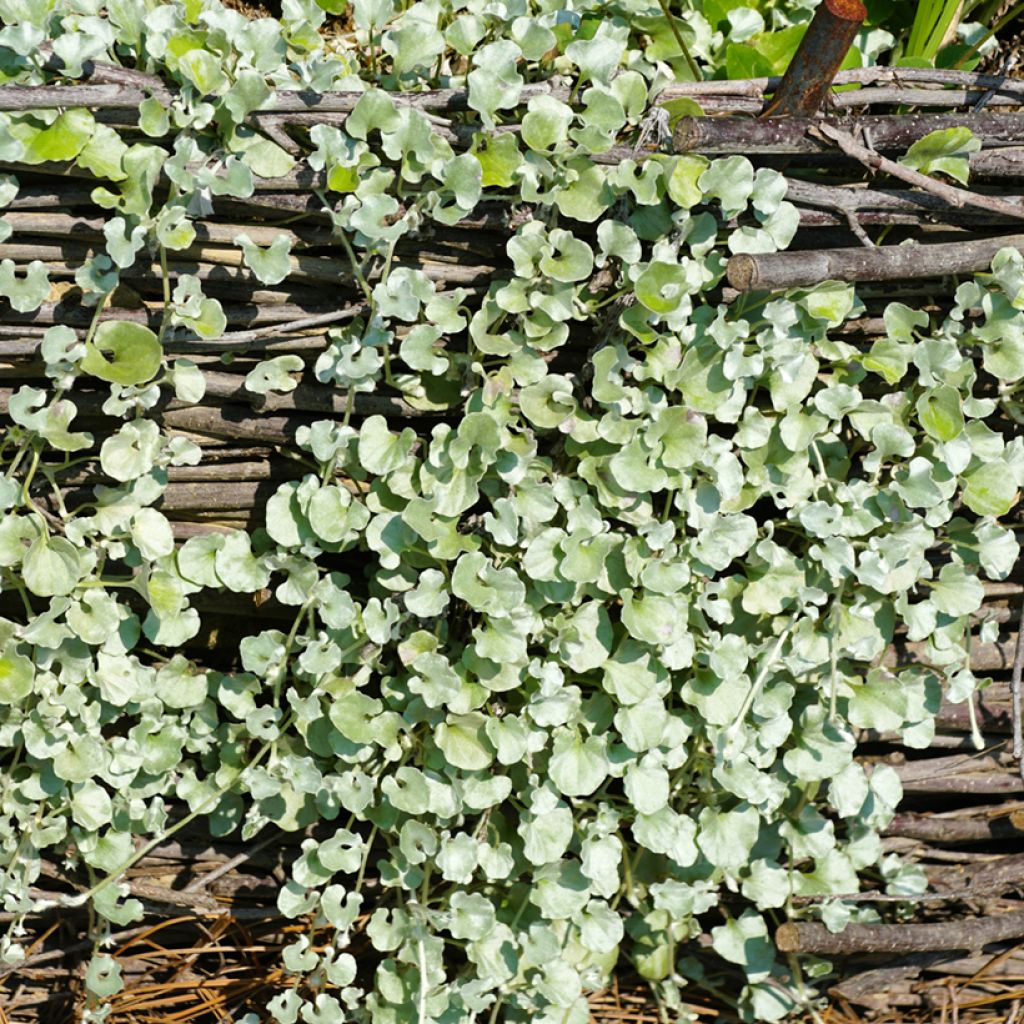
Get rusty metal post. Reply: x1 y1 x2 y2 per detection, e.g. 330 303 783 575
761 0 867 118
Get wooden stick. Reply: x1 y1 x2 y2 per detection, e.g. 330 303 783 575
674 112 1024 155
727 233 1024 291
0 301 359 329
883 811 1024 843
971 147 1024 178
889 750 1011 783
829 86 1024 109
168 310 365 352
0 390 446 445
0 83 152 110
55 480 281 513
6 185 101 209
897 770 1024 796
170 521 252 540
11 64 1024 117
38 48 172 100
0 78 573 115
0 240 497 288
888 635 1018 674
659 65 1024 98
1 211 335 250
935 695 1012 736
784 178 1024 220
0 331 338 358
830 952 1024 1010
197 371 449 418
1013 594 1024 783
776 909 1024 954
930 852 1024 896
59 460 294 485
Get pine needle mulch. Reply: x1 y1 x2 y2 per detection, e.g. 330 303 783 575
6 899 1024 1024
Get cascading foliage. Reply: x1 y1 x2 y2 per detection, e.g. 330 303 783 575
0 0 1021 1021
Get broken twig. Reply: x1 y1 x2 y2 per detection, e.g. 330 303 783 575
813 122 1024 222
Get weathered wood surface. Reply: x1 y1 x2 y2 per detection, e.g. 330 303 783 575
728 233 1024 291
776 909 1024 954
674 112 1024 154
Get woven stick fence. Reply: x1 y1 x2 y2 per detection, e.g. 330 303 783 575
4 47 1024 1022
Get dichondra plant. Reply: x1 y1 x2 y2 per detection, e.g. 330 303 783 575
0 0 1020 1022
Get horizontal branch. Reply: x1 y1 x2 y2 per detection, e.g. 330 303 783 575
54 479 282 513
776 908 1024 954
934 694 1012 736
675 113 1024 155
199 371 444 417
896 768 1024 796
0 78 572 114
930 850 1024 896
887 634 1018 674
890 750 1011 783
58 459 296 485
660 65 1024 99
971 147 1024 178
883 810 1024 843
0 389 448 446
827 86 1024 109
1 211 335 251
829 949 1024 1010
11 63 1021 118
0 240 498 289
784 178 1024 223
0 300 360 330
727 233 1024 291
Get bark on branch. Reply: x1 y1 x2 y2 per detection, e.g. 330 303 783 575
675 112 1024 154
727 233 1024 291
884 810 1024 843
776 908 1024 954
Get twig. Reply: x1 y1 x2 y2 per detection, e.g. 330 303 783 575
257 120 302 156
884 810 1024 844
172 308 364 351
123 881 222 913
843 208 875 247
975 54 1020 112
831 86 1024 108
786 178 1024 219
791 885 1024 903
776 909 1024 955
0 924 154 979
674 112 1024 154
812 122 1024 222
1012 593 1024 784
183 832 281 894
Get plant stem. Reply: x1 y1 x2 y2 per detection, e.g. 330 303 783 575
46 715 293 913
955 1 1024 67
654 0 702 82
724 626 792 746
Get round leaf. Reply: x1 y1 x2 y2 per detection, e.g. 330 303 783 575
81 321 162 386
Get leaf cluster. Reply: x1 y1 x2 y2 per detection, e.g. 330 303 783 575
0 1 1019 1022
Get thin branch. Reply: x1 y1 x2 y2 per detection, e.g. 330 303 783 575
1013 592 1024 783
812 122 1024 222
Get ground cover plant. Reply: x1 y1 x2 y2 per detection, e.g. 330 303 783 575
0 0 1021 1020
